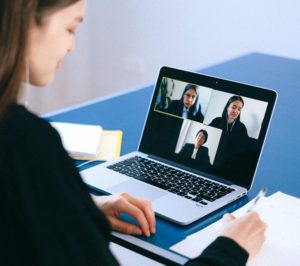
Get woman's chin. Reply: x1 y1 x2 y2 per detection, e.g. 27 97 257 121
30 75 55 87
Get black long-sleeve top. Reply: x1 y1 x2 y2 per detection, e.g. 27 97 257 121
0 104 248 266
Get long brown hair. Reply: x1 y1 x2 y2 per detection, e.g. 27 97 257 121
0 0 80 117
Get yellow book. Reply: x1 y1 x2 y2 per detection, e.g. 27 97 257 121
96 130 123 161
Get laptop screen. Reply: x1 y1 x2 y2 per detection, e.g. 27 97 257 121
139 67 277 189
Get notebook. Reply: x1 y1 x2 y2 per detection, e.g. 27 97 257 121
51 122 102 159
51 122 123 161
80 66 277 225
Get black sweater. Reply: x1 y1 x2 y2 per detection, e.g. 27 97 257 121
0 105 248 266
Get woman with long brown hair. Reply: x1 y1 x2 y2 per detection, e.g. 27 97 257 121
0 1 266 265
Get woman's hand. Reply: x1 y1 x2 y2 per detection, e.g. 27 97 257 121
220 212 267 258
91 193 156 237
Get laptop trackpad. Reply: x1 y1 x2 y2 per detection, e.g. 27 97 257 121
109 179 167 201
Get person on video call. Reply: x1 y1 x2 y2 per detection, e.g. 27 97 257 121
179 129 211 170
1 1 266 265
209 95 249 170
209 95 248 137
155 77 174 111
167 84 204 122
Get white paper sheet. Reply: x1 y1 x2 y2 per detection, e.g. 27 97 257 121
170 192 300 266
51 122 102 158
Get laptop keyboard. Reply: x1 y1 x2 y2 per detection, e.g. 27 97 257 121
107 156 234 204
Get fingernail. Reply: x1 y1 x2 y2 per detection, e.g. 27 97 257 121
151 227 156 234
135 228 142 235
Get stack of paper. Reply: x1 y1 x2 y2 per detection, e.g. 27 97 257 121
51 122 122 161
170 192 300 265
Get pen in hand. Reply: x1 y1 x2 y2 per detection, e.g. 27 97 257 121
247 187 267 213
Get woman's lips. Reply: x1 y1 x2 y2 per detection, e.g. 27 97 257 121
56 61 61 70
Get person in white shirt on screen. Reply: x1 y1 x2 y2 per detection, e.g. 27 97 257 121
179 129 211 171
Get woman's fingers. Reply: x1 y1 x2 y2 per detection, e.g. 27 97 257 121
220 211 267 257
121 193 156 234
109 216 142 236
92 193 156 237
114 194 153 237
222 213 236 225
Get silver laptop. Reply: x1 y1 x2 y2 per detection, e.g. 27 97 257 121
81 66 277 225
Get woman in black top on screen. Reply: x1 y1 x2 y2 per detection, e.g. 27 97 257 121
210 95 248 137
167 84 204 122
0 1 266 265
209 96 250 180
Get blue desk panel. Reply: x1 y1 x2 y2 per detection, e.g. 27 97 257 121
49 53 300 265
